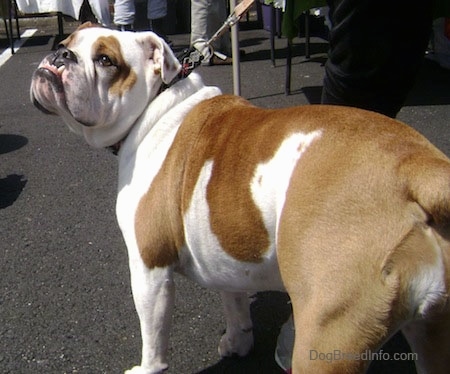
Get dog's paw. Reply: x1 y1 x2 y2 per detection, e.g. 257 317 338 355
125 365 166 374
218 328 254 357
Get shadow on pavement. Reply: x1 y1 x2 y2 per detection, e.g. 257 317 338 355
0 134 28 154
0 174 27 209
198 292 290 374
0 134 28 209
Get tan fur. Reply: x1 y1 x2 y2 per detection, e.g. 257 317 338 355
274 107 450 373
136 96 340 265
134 130 190 268
134 95 450 372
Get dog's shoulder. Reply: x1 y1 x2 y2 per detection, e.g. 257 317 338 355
183 94 254 122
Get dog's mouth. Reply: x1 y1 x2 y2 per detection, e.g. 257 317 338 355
36 64 65 91
31 63 68 114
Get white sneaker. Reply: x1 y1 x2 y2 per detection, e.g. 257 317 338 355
275 315 294 373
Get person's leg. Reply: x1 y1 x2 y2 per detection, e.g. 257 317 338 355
322 0 433 117
191 0 215 63
191 0 211 44
114 0 135 30
148 0 169 41
208 0 231 56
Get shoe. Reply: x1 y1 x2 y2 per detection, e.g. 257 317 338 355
203 51 232 66
275 315 294 373
201 49 248 66
210 54 233 65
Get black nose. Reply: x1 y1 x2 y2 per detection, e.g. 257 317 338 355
52 46 78 68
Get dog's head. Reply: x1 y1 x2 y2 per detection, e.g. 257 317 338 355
30 23 181 148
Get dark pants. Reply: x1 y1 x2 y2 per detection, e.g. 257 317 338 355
322 0 434 117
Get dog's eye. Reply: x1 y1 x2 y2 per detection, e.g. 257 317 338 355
96 54 114 67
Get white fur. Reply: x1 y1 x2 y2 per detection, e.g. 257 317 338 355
250 130 322 240
408 228 447 318
115 74 221 373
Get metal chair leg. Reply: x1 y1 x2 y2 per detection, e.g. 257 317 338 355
6 0 14 53
3 17 13 53
285 38 293 95
12 0 20 40
269 5 275 67
285 10 311 95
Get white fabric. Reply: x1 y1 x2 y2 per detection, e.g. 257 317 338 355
89 0 110 25
113 0 135 25
16 0 111 25
113 0 167 24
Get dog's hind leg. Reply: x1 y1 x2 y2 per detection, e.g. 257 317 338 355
277 220 402 373
218 291 254 357
402 314 450 374
287 285 395 374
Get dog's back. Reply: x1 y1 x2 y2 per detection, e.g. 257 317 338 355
176 95 450 373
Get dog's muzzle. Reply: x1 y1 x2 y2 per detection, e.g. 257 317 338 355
51 46 78 68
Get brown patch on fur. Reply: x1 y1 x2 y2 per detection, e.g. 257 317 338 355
135 94 450 274
179 96 282 262
134 138 190 268
135 95 306 267
135 96 319 266
133 107 212 268
91 36 137 97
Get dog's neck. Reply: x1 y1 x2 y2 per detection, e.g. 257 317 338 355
117 73 221 162
108 73 206 155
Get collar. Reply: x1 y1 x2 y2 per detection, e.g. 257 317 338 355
158 47 204 94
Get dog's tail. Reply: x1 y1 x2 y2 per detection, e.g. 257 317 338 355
400 150 450 225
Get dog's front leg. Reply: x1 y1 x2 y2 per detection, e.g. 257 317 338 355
218 291 254 357
126 261 175 374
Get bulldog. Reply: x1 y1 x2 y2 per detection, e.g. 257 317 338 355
31 24 450 374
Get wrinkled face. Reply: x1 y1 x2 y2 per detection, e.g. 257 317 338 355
30 24 181 148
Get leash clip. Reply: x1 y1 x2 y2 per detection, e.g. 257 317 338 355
178 48 204 79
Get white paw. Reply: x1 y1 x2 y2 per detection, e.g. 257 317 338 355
218 328 254 357
125 365 166 374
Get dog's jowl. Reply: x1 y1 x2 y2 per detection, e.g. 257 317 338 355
31 24 450 374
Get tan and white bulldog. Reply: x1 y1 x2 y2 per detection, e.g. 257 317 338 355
31 24 450 374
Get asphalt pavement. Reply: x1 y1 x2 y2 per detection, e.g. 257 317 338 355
1 14 450 374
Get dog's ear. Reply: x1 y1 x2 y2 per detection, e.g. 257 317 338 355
77 21 103 31
140 32 181 84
